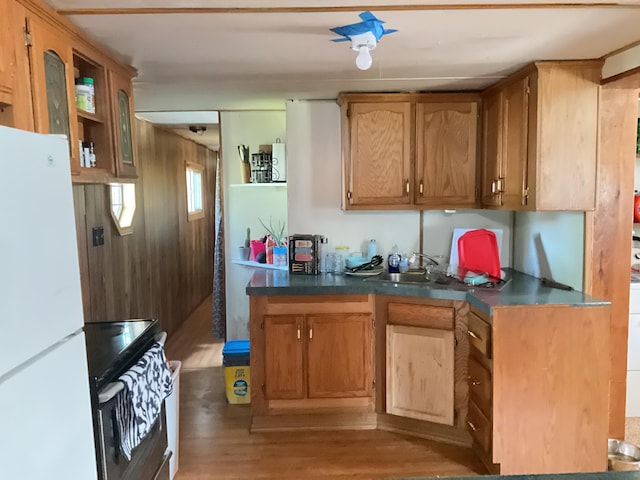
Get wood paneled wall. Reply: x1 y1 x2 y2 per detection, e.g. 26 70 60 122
585 74 640 438
73 118 216 335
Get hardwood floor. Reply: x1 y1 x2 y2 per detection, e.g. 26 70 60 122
165 295 484 480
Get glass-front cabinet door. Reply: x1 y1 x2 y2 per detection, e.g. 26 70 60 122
28 16 80 173
109 70 137 178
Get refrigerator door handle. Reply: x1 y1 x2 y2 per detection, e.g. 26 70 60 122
98 382 124 405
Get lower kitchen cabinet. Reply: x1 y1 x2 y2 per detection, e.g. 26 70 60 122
468 304 611 475
250 295 375 429
386 324 454 424
248 291 611 475
376 297 471 445
263 312 373 401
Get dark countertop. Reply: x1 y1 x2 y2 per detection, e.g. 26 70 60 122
391 473 640 480
246 268 609 315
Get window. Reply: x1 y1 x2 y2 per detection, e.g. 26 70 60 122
109 183 136 235
186 162 205 220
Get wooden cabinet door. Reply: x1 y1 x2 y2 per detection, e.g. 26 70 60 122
346 102 411 207
0 0 15 106
481 91 502 207
264 315 304 400
386 324 455 425
415 101 478 208
27 16 79 171
500 75 530 210
109 70 137 178
306 313 373 398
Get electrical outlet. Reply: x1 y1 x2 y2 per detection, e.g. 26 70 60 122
92 226 105 246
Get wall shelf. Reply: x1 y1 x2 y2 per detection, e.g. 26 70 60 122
229 183 287 188
232 260 288 271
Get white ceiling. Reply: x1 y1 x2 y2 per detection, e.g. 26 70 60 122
45 1 640 135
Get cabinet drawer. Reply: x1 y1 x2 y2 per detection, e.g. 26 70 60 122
468 354 492 418
467 399 492 454
468 311 491 358
388 303 454 330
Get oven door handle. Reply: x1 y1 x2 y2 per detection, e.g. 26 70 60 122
97 331 167 405
98 382 124 405
155 331 167 346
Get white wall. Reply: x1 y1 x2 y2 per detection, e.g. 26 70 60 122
512 212 584 289
286 100 512 265
221 111 286 340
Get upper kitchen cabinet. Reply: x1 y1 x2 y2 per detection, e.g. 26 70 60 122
339 97 412 208
481 61 602 211
415 96 479 208
28 15 77 160
109 70 137 178
338 93 480 211
0 0 16 108
12 0 137 183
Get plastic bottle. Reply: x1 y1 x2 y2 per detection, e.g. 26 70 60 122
367 239 377 260
75 77 95 114
318 236 329 273
388 245 401 273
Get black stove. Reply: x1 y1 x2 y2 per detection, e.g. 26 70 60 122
84 319 160 392
83 319 170 480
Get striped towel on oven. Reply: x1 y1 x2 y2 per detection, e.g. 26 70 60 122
114 341 173 460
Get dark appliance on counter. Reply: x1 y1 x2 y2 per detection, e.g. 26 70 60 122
84 319 171 480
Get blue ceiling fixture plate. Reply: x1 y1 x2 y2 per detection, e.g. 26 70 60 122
329 11 398 70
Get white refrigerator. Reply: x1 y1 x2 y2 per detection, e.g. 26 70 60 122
0 126 98 479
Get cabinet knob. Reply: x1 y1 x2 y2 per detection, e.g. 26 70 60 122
309 327 313 341
405 179 410 195
419 180 424 196
491 180 498 194
297 324 301 341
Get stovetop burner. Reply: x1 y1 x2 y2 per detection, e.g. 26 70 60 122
84 319 159 391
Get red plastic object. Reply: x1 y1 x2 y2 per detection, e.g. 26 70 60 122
457 229 501 279
634 194 640 223
250 240 266 262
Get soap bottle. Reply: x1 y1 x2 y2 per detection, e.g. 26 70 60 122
367 239 377 260
388 245 401 273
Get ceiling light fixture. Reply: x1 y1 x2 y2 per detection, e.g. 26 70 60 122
351 32 376 70
188 125 207 136
329 11 397 72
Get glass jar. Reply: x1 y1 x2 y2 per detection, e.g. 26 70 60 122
334 246 350 273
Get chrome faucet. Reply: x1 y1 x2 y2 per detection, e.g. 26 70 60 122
409 253 441 268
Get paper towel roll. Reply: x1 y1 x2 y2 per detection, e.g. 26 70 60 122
271 142 286 182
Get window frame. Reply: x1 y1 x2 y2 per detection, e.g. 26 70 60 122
186 162 205 221
109 182 136 235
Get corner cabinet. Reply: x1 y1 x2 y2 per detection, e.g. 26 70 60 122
385 302 455 425
338 93 480 211
250 295 375 431
467 304 611 475
481 61 602 211
8 0 137 183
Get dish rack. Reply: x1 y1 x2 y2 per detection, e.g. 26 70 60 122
250 152 272 183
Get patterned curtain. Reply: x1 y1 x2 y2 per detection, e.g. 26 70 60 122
212 152 226 340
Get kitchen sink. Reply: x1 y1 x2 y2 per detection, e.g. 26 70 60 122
367 272 433 285
364 270 511 291
364 271 472 289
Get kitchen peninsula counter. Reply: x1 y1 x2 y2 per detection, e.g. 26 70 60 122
246 268 611 476
245 268 610 314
